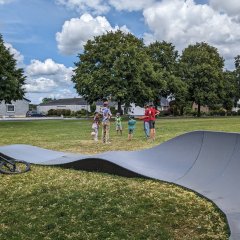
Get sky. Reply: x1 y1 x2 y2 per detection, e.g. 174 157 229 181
1 0 240 104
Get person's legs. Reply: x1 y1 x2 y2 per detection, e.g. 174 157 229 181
106 122 110 143
102 123 107 143
128 129 132 140
152 121 156 140
149 120 154 140
120 124 123 135
94 127 98 141
144 121 150 138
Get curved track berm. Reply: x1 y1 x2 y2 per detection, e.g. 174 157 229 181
0 131 239 239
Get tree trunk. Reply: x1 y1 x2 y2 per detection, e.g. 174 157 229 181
197 102 201 117
154 98 159 109
180 106 184 116
117 101 122 115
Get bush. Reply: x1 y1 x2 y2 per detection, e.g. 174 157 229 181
209 109 226 116
110 106 117 115
159 110 171 117
90 103 96 113
48 109 71 116
219 108 226 116
231 111 238 116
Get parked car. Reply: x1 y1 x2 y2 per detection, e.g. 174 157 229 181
26 111 46 117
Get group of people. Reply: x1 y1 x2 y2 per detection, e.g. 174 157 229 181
91 101 159 143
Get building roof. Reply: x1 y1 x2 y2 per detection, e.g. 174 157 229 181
38 98 118 107
95 101 117 107
38 98 88 106
23 97 31 102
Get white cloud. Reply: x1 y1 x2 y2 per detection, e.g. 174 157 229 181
209 0 240 17
48 88 76 100
56 0 158 13
55 0 110 15
24 77 58 93
25 59 74 94
4 42 25 67
56 13 129 55
26 58 71 77
143 0 240 69
108 0 156 12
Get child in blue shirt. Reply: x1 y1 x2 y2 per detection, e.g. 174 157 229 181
128 116 136 140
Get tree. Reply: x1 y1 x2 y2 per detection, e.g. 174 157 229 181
41 97 53 104
147 41 187 114
72 30 164 112
233 55 240 107
222 70 238 111
179 42 224 117
0 34 26 103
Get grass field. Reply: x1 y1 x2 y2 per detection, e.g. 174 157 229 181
1 117 237 239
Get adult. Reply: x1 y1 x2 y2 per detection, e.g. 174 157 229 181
101 101 112 143
148 103 160 141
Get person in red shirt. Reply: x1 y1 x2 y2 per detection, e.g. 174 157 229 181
148 103 160 141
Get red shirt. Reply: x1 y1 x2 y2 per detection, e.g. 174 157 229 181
148 107 159 121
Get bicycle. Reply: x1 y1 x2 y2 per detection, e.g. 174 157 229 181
0 153 30 174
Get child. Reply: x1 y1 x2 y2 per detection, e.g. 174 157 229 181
101 101 112 143
92 112 100 141
115 113 123 135
128 116 136 141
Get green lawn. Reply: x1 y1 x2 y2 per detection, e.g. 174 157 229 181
1 117 237 239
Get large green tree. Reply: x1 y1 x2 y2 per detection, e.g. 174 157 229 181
72 30 164 112
0 34 26 103
233 55 240 107
147 41 187 113
222 70 238 111
179 42 224 116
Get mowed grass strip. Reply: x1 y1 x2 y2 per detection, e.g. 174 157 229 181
0 117 237 239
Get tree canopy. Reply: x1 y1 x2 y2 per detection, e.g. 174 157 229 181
147 41 188 111
72 30 239 116
0 34 26 103
179 42 225 116
72 30 165 111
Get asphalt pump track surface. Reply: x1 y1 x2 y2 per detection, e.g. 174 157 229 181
1 130 239 239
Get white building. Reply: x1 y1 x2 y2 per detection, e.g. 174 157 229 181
0 98 30 117
37 98 91 114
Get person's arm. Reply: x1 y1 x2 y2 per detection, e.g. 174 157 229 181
138 116 147 120
155 109 160 116
108 108 112 119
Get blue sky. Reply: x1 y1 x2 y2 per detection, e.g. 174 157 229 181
1 0 240 104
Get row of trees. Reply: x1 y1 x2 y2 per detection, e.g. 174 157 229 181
1 31 240 117
72 30 240 117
